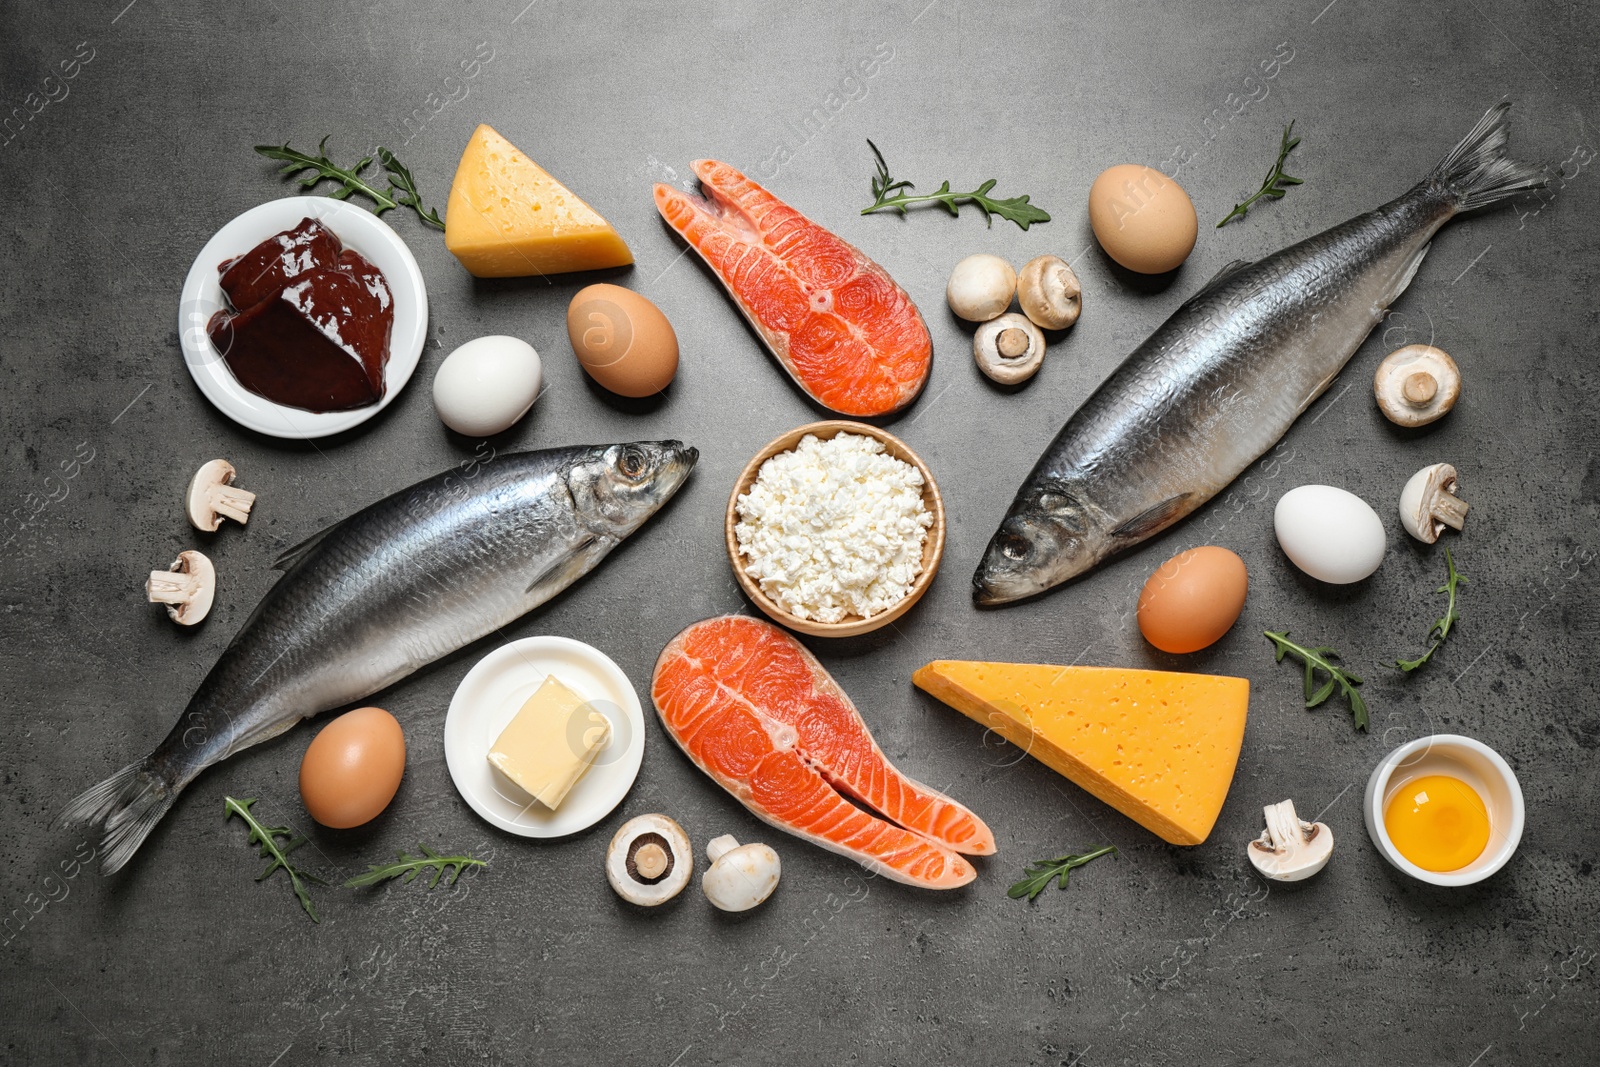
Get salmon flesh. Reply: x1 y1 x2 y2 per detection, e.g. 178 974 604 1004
974 104 1548 604
655 160 932 417
652 615 994 889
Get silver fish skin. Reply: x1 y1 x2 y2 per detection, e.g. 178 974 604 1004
974 104 1546 606
60 441 697 872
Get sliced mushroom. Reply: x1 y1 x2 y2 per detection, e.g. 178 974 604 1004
1246 799 1332 882
606 814 692 906
1374 345 1460 427
186 459 255 532
1400 463 1469 543
1016 254 1082 330
974 313 1046 385
146 550 215 625
701 834 781 912
946 254 1017 322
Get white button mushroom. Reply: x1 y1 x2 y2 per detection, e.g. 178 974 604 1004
1374 345 1461 427
946 254 1017 322
1399 463 1469 544
186 459 256 532
1016 255 1082 331
1246 799 1332 882
605 814 693 906
701 834 781 912
973 312 1047 385
146 550 216 626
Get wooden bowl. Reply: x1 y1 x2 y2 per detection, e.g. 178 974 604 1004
725 420 946 638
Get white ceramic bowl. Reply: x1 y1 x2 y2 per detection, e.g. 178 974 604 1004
1363 734 1524 886
177 196 428 439
444 636 645 838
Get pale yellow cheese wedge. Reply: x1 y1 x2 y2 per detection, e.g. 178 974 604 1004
913 661 1249 845
445 124 633 278
487 674 612 810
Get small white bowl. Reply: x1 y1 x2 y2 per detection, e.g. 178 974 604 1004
1363 734 1524 886
177 196 428 439
444 636 645 838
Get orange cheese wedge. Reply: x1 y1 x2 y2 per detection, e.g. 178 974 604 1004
444 124 633 278
913 661 1249 846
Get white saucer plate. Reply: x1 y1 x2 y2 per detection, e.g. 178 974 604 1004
444 636 645 838
177 196 428 439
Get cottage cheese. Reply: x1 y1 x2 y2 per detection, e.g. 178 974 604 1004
735 432 932 623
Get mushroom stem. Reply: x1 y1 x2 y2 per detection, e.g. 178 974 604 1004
1261 799 1303 851
706 834 740 864
211 484 256 525
634 842 669 880
1402 371 1438 406
1430 489 1469 531
146 569 201 605
996 329 1030 359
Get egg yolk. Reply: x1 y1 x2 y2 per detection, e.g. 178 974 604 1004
1383 774 1490 872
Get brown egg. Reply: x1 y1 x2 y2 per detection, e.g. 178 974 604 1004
298 706 406 829
1088 165 1198 274
1137 546 1249 654
566 283 679 397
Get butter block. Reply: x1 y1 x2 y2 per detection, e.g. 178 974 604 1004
487 674 612 810
445 124 634 278
913 661 1249 846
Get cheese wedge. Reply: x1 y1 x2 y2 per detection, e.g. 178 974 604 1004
913 661 1248 846
444 124 633 278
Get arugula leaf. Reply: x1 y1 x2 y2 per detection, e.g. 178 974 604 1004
1397 548 1466 671
255 137 398 214
1217 122 1303 228
343 843 486 889
1007 845 1117 902
1264 630 1368 731
860 140 1050 230
378 147 445 229
224 797 326 923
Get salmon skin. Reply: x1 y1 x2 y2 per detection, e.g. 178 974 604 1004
655 160 932 417
974 104 1549 604
652 616 993 889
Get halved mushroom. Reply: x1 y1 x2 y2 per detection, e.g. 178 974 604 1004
146 550 215 625
1400 463 1469 543
1374 345 1460 427
946 254 1016 322
974 313 1046 385
1016 255 1082 330
606 814 692 906
1246 799 1332 882
186 459 256 532
701 834 781 912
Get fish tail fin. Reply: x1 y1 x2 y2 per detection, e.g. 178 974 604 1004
1432 102 1549 212
54 758 181 875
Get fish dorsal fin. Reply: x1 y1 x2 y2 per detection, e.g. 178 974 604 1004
1109 494 1193 541
1195 259 1252 298
272 520 345 572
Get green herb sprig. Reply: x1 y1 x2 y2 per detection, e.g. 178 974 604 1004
224 796 326 923
1264 630 1368 731
1008 845 1117 901
344 844 486 889
1396 548 1466 671
860 140 1050 231
255 138 444 228
1216 122 1303 228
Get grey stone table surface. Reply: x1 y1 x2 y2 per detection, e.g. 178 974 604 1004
2 1 1596 1064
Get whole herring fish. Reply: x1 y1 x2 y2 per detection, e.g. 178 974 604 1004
61 442 698 872
974 104 1547 605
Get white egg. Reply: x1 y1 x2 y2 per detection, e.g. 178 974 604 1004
1274 485 1387 584
431 336 543 437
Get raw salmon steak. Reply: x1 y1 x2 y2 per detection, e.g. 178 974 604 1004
651 615 994 889
654 161 932 417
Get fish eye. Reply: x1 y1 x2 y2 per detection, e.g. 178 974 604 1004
617 446 647 478
999 534 1031 561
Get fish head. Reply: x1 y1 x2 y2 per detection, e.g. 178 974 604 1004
972 486 1111 605
571 441 699 535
